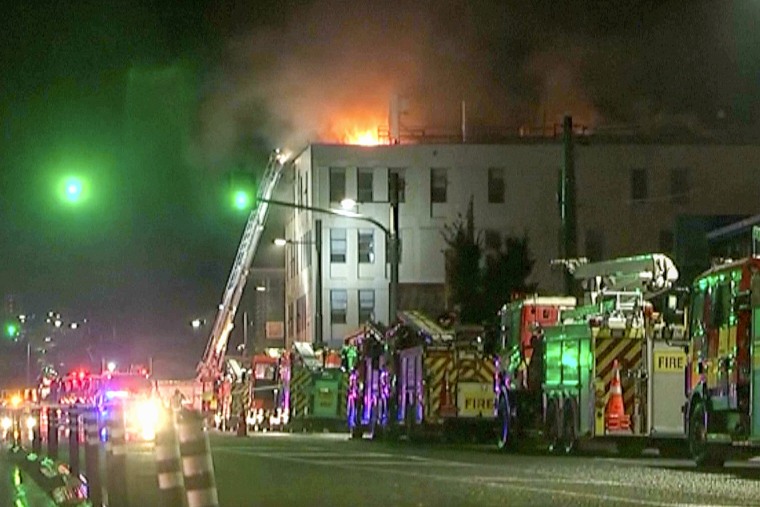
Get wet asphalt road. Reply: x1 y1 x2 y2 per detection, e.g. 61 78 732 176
117 432 760 507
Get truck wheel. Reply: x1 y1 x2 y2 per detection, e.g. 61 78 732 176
496 394 511 451
688 401 725 468
562 399 578 454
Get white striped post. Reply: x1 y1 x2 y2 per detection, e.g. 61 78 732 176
154 409 187 507
105 403 128 507
84 407 104 507
47 407 59 460
31 407 42 454
178 411 218 507
68 406 81 476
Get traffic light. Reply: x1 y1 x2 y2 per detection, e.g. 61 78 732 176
228 170 257 211
57 174 90 205
4 322 18 339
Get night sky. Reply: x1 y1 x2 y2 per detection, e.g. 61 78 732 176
1 1 758 380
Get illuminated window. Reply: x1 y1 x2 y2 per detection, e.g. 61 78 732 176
357 168 373 202
330 290 348 325
329 167 346 203
488 168 506 203
358 290 375 323
631 168 648 202
670 168 690 205
330 229 346 263
430 168 448 203
388 168 406 202
358 230 375 264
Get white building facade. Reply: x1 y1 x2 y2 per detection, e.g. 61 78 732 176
283 141 760 349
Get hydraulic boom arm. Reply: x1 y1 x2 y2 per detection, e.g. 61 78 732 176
197 150 287 382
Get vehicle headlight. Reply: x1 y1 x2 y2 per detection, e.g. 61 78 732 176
131 400 162 440
1 417 12 431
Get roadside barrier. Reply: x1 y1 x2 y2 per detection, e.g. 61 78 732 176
68 406 80 476
178 410 219 507
154 408 187 507
106 403 128 507
2 401 219 507
84 407 104 507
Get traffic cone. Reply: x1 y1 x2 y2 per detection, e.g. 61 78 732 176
605 360 630 432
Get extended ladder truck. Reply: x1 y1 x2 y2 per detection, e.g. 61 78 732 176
496 253 690 456
196 150 287 429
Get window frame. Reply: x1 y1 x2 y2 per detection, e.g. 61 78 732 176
631 168 648 202
430 168 448 203
358 289 375 323
329 167 346 203
330 289 348 325
330 228 347 264
358 229 375 264
357 168 374 203
487 167 506 204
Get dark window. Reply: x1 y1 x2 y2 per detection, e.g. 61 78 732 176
488 168 506 203
585 229 604 261
670 168 690 205
358 230 375 263
330 290 348 325
388 169 406 202
301 231 312 269
296 296 306 333
430 168 448 203
357 168 373 203
329 167 346 203
484 229 501 250
659 229 674 253
330 229 347 263
289 241 296 275
631 168 648 202
358 290 375 323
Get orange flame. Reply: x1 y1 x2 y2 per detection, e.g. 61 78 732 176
325 113 386 146
344 126 382 146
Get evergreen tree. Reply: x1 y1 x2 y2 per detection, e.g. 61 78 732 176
441 197 482 324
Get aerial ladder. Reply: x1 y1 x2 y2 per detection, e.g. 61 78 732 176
196 149 288 420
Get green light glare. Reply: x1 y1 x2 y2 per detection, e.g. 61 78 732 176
232 190 251 210
6 323 17 337
57 174 90 205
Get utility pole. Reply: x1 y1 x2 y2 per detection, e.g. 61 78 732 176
560 115 578 295
315 219 323 346
388 172 400 325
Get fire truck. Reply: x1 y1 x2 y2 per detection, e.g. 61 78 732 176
284 342 347 432
345 322 390 439
194 150 287 428
684 256 760 466
247 351 287 431
496 254 689 456
386 310 496 441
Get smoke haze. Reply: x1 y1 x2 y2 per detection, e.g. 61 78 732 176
193 1 757 164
